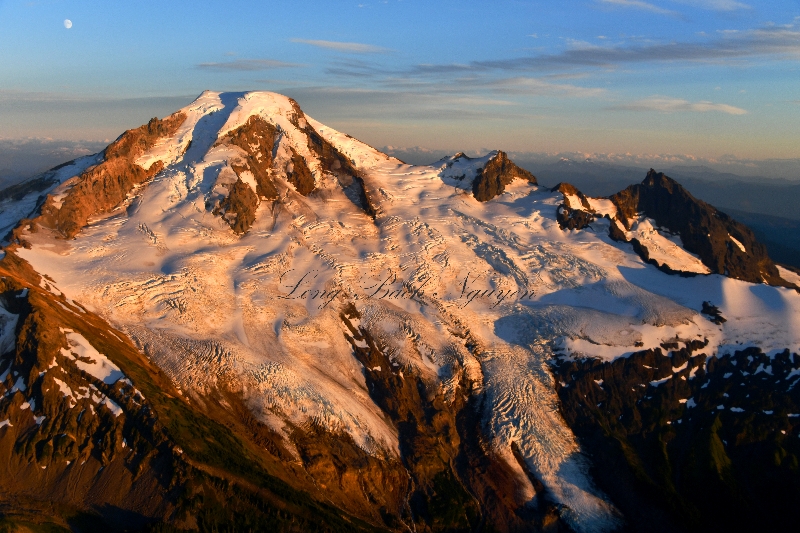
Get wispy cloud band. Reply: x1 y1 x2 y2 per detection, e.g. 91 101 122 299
599 0 751 16
672 0 751 12
408 24 800 75
610 96 747 114
291 39 388 54
197 59 299 71
598 0 679 17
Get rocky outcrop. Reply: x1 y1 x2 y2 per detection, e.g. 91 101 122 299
609 169 784 285
553 343 800 533
286 148 315 196
701 301 727 324
472 151 537 202
558 207 595 231
37 114 187 239
554 182 596 230
213 177 259 234
219 115 280 200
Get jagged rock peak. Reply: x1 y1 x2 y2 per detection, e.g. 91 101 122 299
472 150 537 201
551 182 582 196
609 168 786 285
438 150 537 202
553 182 597 230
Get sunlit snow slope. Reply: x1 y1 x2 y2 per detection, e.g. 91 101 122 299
6 91 800 532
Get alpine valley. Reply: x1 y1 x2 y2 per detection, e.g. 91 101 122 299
1 91 799 533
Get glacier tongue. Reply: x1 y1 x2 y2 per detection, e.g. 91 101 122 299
11 90 800 532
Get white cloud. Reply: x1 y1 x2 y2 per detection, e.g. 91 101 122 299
611 96 747 114
488 77 606 98
604 0 751 15
197 59 299 71
597 0 678 16
291 39 388 54
672 0 751 11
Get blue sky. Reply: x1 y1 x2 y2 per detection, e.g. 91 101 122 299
1 0 799 160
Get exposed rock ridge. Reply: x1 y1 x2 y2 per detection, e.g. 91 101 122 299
291 100 378 217
339 303 481 530
220 115 280 200
609 169 785 285
472 151 537 202
286 148 315 196
35 113 187 239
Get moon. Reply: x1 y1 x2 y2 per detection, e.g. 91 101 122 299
64 19 72 29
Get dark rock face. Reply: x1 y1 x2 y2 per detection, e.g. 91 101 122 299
557 207 595 231
609 169 784 285
352 174 378 219
701 301 727 324
553 344 800 533
472 151 537 202
219 115 280 200
340 304 482 531
294 104 379 218
286 148 315 196
36 114 187 239
214 177 259 234
553 183 596 231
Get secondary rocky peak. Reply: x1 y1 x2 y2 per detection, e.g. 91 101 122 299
437 150 537 202
553 182 596 230
472 150 537 202
609 169 785 285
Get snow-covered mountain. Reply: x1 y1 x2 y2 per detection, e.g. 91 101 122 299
1 91 799 532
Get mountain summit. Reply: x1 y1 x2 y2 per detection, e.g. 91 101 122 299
1 91 799 532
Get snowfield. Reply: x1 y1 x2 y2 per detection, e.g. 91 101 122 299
9 91 800 532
